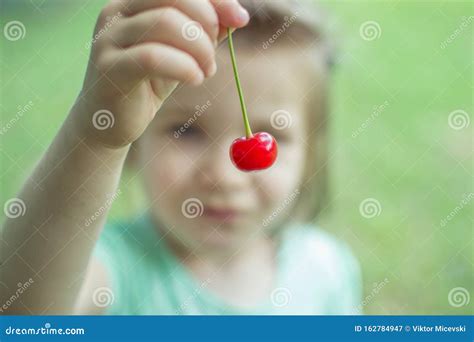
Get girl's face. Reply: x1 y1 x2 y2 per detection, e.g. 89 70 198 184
137 48 315 253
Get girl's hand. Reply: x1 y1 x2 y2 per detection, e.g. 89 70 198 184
75 0 249 148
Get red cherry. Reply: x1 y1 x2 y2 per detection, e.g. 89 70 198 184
226 28 278 172
230 132 278 172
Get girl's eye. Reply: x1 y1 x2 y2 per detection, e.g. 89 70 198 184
169 124 204 139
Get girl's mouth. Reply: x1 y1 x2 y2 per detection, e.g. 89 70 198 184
203 206 241 222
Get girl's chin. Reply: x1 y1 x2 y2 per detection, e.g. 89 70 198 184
189 224 256 252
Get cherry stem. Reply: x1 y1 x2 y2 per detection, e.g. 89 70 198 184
227 27 253 139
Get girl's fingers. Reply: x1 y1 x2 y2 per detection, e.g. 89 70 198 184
122 0 249 40
208 0 249 28
114 8 216 77
122 0 219 45
104 43 205 91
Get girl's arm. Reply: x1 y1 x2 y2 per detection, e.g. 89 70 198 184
0 101 129 314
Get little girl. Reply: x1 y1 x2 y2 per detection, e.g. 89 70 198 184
1 0 362 315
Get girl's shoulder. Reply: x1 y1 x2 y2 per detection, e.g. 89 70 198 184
281 224 358 264
279 224 363 313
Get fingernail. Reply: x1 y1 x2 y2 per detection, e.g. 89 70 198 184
192 71 204 86
208 61 217 77
237 7 249 24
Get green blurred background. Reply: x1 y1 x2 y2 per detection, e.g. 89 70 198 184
1 0 472 314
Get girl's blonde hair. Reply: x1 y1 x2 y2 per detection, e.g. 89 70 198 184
236 0 334 224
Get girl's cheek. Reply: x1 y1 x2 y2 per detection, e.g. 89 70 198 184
139 139 183 191
255 143 305 206
147 139 209 195
153 151 189 186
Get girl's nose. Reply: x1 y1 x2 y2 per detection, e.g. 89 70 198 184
196 142 249 192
